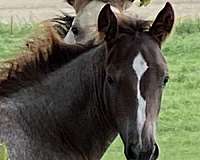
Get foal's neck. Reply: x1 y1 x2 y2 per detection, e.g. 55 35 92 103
8 45 117 159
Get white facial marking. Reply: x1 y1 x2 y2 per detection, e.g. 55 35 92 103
64 20 76 44
132 52 148 148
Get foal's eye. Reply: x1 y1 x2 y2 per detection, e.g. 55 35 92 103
71 26 79 35
107 76 114 85
163 75 169 87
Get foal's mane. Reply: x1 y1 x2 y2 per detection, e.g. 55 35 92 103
0 24 90 96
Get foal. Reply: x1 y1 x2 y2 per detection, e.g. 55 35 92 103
0 2 174 160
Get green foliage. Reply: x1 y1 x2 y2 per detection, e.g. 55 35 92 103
0 144 8 160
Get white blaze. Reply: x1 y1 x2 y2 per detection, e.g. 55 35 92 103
132 52 148 147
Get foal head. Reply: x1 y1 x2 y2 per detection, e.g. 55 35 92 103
64 0 133 45
98 3 174 160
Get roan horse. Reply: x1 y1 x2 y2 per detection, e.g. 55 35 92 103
51 0 138 44
63 0 134 44
0 2 174 160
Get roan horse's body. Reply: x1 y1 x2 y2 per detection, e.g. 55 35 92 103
0 3 174 160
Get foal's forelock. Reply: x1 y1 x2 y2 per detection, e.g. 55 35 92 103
132 52 148 147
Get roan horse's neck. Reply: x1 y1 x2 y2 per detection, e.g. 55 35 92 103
0 45 117 160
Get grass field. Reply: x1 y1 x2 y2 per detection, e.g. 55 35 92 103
0 23 34 60
0 20 200 160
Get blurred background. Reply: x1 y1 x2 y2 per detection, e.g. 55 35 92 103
0 0 200 23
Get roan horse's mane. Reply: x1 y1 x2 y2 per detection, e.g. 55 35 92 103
0 24 89 96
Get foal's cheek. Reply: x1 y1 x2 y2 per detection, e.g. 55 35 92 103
103 83 117 108
145 88 162 121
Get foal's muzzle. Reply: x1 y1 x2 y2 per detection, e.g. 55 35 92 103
125 143 159 160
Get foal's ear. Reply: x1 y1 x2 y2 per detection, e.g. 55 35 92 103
98 4 118 40
149 2 175 47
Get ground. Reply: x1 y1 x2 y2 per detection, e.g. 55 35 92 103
0 0 200 23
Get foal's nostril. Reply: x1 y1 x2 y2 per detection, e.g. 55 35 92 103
126 144 139 159
139 148 153 160
150 143 159 160
138 144 159 160
125 143 159 160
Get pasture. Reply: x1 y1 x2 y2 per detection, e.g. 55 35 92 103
0 20 200 160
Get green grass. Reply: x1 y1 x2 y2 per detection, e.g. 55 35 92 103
0 144 8 160
0 23 33 60
0 19 200 160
